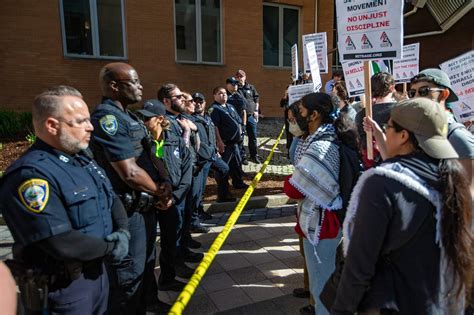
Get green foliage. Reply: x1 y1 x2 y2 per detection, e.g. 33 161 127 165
0 111 33 139
26 133 36 145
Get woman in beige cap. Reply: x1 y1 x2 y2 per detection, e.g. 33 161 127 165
332 98 473 314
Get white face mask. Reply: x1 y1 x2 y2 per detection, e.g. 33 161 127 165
289 121 304 137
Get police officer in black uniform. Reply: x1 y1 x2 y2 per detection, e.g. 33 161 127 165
90 63 172 315
209 87 248 190
0 86 130 314
226 77 249 166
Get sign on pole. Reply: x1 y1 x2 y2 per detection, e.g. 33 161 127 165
302 32 328 73
341 60 365 97
305 41 322 91
393 43 420 83
336 0 403 61
291 44 298 82
288 83 318 106
439 50 474 132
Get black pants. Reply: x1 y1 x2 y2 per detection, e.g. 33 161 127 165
222 142 244 186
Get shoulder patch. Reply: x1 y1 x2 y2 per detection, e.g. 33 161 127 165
173 147 180 159
99 115 118 136
207 107 214 115
18 179 49 213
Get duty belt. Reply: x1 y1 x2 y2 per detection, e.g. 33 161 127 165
120 191 155 213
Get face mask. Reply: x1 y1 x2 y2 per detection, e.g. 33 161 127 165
288 121 304 137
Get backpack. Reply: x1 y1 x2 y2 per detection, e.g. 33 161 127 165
335 140 364 224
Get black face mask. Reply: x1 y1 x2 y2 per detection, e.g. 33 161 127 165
296 114 309 132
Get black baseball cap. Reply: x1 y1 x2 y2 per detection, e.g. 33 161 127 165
142 99 166 116
192 92 205 101
226 77 239 85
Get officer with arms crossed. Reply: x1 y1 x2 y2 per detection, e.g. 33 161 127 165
90 63 172 314
0 86 130 314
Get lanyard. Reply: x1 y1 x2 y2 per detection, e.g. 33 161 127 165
153 139 165 158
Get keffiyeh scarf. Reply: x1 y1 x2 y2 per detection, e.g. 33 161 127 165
290 124 342 250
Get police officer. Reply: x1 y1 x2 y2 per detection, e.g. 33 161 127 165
235 69 262 164
226 77 249 166
90 63 172 314
0 86 130 314
192 92 234 204
210 87 248 190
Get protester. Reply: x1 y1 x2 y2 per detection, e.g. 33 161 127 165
334 98 473 314
332 81 357 121
285 92 359 315
324 70 343 95
90 63 172 314
355 72 397 169
0 86 129 314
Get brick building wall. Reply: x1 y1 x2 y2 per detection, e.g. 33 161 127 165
0 0 335 117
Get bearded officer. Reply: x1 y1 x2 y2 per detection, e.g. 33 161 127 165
0 86 130 314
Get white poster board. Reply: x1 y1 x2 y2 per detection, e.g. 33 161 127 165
393 43 419 83
288 83 318 106
336 0 403 61
439 51 474 131
306 41 323 91
302 32 328 73
291 44 298 82
341 60 365 97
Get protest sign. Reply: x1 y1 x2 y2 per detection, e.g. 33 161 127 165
336 0 403 61
341 60 365 97
393 43 419 83
302 32 328 73
440 50 474 131
291 44 298 82
288 83 317 106
305 41 322 91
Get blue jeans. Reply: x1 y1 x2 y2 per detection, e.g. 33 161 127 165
246 115 258 157
303 233 342 315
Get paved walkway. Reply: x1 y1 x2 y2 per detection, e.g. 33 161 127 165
157 205 308 314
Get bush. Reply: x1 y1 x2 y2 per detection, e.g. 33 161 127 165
0 111 33 140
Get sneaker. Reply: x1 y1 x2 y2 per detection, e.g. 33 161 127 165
233 182 249 189
187 237 201 249
175 264 195 279
190 223 210 234
200 211 213 220
299 305 315 315
158 279 186 292
184 251 204 263
292 287 310 298
241 159 249 165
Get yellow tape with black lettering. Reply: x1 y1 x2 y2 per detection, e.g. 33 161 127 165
168 125 286 315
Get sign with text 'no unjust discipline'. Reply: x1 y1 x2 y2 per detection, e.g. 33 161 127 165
336 0 403 61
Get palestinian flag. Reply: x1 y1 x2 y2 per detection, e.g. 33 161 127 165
371 60 392 75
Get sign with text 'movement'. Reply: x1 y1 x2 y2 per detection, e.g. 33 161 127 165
302 32 328 73
439 50 474 131
336 0 403 61
393 43 419 83
341 60 365 97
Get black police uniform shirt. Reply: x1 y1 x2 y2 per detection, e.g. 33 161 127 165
226 91 247 121
237 82 259 114
90 98 162 196
0 139 114 247
209 102 242 144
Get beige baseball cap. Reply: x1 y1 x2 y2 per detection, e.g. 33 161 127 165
390 98 458 159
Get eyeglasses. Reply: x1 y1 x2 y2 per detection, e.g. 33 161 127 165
382 123 395 133
116 79 141 86
169 94 184 100
408 86 445 98
57 117 92 128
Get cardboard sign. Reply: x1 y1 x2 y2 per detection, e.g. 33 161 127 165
306 41 323 91
439 50 474 131
291 44 298 82
341 60 365 97
288 83 318 106
336 0 403 61
302 32 328 73
393 43 419 83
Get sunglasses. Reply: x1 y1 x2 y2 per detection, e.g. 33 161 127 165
408 86 445 98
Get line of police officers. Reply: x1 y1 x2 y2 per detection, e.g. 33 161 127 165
0 62 247 314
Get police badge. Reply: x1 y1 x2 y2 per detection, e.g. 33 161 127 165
18 179 49 213
100 115 118 136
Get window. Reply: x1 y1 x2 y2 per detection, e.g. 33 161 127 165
174 0 222 64
60 0 126 59
263 4 299 67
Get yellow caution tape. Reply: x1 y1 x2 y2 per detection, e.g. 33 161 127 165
168 125 286 314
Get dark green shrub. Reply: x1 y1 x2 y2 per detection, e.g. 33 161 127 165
0 111 33 139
